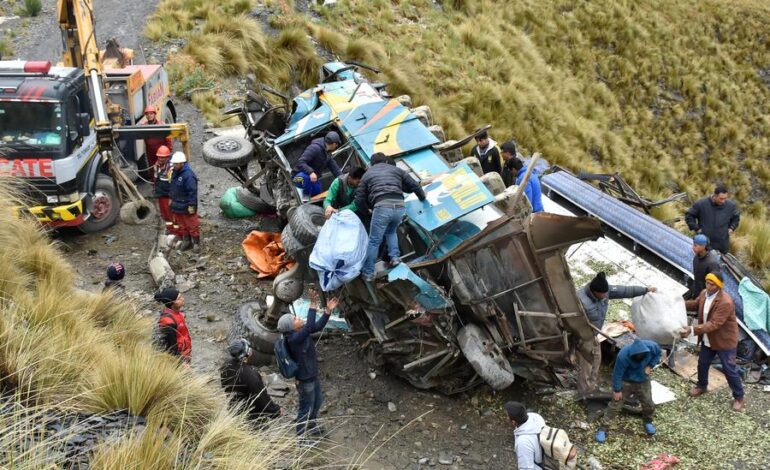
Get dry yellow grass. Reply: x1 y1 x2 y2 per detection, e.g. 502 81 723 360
0 178 298 468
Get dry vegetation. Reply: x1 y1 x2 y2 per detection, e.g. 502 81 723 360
0 180 303 468
146 0 770 283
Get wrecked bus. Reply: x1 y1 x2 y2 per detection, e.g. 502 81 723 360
203 62 603 393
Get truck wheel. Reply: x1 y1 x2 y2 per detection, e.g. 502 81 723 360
235 187 275 213
288 204 326 244
120 200 156 225
457 324 515 390
79 175 120 234
137 154 152 182
280 225 306 260
202 136 254 168
227 301 280 355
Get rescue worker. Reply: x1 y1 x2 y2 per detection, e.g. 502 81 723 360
576 272 655 396
504 401 578 470
277 290 338 442
685 185 740 254
354 153 427 282
220 338 281 424
169 151 201 252
103 262 125 293
153 145 175 237
595 338 661 443
142 106 172 182
469 130 502 175
686 234 721 300
154 287 192 364
500 140 519 187
507 156 545 213
292 131 342 197
679 272 745 411
323 166 365 219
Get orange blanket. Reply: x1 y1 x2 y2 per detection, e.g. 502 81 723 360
242 231 295 278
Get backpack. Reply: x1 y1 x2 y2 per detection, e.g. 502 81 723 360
538 426 576 469
274 334 298 379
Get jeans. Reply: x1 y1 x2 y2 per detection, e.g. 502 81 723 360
296 377 323 435
292 171 322 197
602 380 655 427
697 346 744 399
362 205 405 278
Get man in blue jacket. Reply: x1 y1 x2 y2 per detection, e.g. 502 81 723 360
277 292 339 441
507 157 544 213
292 131 342 197
169 151 200 251
595 338 661 443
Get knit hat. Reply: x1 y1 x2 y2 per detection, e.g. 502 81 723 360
693 234 709 246
324 131 341 145
277 313 295 333
589 272 610 293
106 262 125 281
503 401 528 424
154 287 180 307
228 338 251 360
705 272 723 289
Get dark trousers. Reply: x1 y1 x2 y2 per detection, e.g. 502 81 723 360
602 380 655 427
697 346 744 399
296 377 323 436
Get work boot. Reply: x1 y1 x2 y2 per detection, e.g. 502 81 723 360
732 398 745 412
688 387 706 398
178 235 193 251
191 236 201 253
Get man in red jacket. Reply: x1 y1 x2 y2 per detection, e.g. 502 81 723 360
679 272 744 411
154 287 192 364
143 105 172 182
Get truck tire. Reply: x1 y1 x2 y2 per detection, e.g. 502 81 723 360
227 301 279 355
235 187 275 213
202 136 254 168
280 225 305 259
79 175 120 234
288 204 326 245
457 324 515 390
120 200 156 225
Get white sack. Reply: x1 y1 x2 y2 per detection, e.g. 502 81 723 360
631 292 688 345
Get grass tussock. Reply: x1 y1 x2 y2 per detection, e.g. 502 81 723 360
0 178 300 468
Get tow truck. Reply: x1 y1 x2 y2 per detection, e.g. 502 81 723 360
0 0 189 232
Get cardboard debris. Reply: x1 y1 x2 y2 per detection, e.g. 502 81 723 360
665 349 727 392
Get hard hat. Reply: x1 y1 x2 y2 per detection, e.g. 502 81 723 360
324 131 341 145
170 151 187 164
156 145 172 158
144 105 157 115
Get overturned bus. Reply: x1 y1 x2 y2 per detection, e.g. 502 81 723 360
203 61 602 393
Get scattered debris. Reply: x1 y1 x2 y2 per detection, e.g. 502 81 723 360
640 453 680 470
387 402 397 412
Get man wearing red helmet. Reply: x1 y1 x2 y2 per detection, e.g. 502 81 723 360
143 106 172 182
154 145 175 236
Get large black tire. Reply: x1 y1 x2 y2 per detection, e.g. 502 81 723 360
227 301 280 355
79 175 120 233
288 204 326 244
280 224 308 260
235 187 275 213
202 136 254 168
136 154 152 183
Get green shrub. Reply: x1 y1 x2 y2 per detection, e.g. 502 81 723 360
22 0 42 17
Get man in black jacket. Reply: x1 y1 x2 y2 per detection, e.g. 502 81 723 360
220 338 281 424
685 185 740 254
686 234 722 300
500 140 518 187
277 291 339 438
354 152 427 281
292 131 342 197
470 130 502 175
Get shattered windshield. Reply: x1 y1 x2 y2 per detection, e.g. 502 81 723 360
0 101 64 150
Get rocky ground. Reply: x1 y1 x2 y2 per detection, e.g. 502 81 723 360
3 1 770 469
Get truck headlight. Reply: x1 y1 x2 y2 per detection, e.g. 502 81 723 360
59 192 81 203
46 195 60 204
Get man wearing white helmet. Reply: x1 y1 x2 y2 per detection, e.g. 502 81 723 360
169 151 201 251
